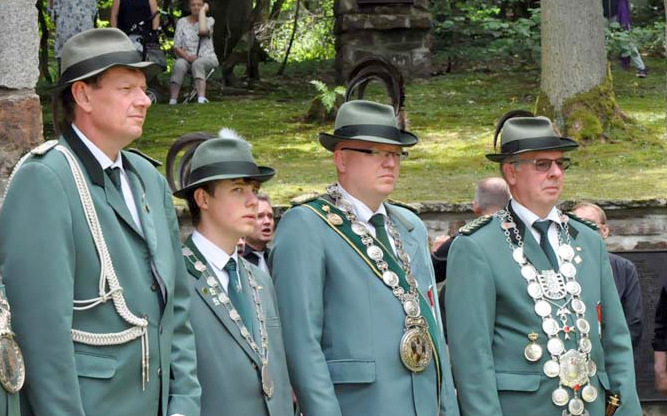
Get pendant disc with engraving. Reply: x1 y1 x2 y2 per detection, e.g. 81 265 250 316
262 364 274 398
547 338 565 355
218 292 229 304
568 397 584 416
0 336 24 393
327 213 343 225
398 251 410 263
544 360 560 377
337 200 354 213
399 328 433 372
576 318 590 334
565 281 581 295
587 360 597 377
560 262 577 278
524 343 543 362
206 276 218 287
542 318 560 336
195 261 207 272
513 247 525 264
367 245 383 261
351 222 367 236
552 387 569 406
521 265 537 280
382 271 399 287
403 299 420 317
571 299 586 314
535 300 552 317
581 385 598 403
527 282 542 299
229 309 241 321
579 338 592 354
558 245 575 261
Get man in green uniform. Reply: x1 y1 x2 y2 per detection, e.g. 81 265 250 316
174 132 293 416
0 28 200 416
445 113 641 416
271 100 459 416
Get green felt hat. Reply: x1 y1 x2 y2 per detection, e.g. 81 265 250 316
319 100 418 152
486 114 579 162
55 28 162 93
173 130 275 199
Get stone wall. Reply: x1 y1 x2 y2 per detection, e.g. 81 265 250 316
0 0 43 196
335 0 432 82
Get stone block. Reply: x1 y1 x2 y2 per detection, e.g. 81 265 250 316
0 0 40 89
0 90 43 181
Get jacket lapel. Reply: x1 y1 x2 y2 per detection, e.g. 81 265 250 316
506 204 554 272
184 237 262 367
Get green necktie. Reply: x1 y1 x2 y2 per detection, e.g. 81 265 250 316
223 258 254 333
105 166 122 192
369 213 392 252
532 220 559 270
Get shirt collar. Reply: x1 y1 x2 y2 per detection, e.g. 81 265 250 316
192 230 238 272
510 199 562 227
72 124 124 171
338 185 388 224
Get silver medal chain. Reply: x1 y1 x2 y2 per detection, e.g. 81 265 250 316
326 183 422 318
496 209 598 416
182 247 272 394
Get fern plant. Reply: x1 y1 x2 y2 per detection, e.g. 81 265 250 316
309 80 345 112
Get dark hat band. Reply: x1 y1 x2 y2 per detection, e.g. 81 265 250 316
334 124 403 141
500 136 572 154
60 50 143 85
189 161 260 183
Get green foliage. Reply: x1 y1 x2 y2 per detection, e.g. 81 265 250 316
309 80 345 112
605 21 665 59
433 3 541 70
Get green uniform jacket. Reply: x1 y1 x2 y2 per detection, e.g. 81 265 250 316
271 197 460 416
0 128 201 416
445 212 641 416
182 237 293 416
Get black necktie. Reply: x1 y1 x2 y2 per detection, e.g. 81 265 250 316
223 258 253 332
369 214 392 251
105 166 122 192
532 220 559 269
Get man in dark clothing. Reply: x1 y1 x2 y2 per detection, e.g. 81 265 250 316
572 202 643 349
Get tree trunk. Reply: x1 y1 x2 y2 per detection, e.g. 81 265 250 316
36 0 52 83
537 0 626 141
664 0 667 139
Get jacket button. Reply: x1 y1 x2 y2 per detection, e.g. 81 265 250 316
157 367 162 377
151 283 157 292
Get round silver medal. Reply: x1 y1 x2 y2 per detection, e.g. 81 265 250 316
195 261 207 272
565 281 581 295
218 292 229 304
337 200 354 213
571 299 586 314
513 247 525 264
558 245 575 261
521 265 537 280
560 262 577 278
351 222 367 236
229 309 240 321
542 318 560 336
579 338 592 354
524 343 543 362
587 360 597 377
535 300 552 317
206 276 218 287
240 327 250 338
547 338 565 355
576 318 590 334
382 271 399 287
398 251 410 263
404 299 420 317
544 360 560 377
568 397 584 415
527 282 542 299
581 385 598 403
552 387 569 406
367 245 383 261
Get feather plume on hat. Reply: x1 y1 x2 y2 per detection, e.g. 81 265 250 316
218 128 248 144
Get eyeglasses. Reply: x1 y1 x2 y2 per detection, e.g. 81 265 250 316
341 147 409 161
511 157 571 172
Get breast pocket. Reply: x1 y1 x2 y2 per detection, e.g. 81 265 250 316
75 352 117 379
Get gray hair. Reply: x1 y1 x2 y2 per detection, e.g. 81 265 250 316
474 177 510 212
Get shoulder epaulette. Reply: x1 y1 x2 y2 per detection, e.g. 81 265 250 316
290 191 323 206
126 148 163 167
386 198 418 214
459 215 493 235
564 212 598 231
30 140 58 157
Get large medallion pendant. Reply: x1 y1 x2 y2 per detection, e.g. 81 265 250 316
400 325 433 373
537 270 567 300
0 335 25 393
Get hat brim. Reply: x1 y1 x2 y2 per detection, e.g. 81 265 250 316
173 166 275 199
319 131 418 152
486 137 579 163
52 61 163 94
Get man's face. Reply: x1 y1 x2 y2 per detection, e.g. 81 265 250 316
247 199 274 248
503 150 566 216
572 206 609 239
199 178 260 241
80 67 150 147
334 141 403 207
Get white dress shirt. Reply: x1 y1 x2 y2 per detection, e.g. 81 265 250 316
192 230 240 293
339 185 397 254
510 199 563 265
